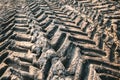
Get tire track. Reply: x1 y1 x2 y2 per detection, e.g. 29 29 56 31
0 0 120 80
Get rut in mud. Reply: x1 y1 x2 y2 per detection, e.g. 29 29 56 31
0 0 120 80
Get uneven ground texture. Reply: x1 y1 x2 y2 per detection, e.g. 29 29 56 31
0 0 120 80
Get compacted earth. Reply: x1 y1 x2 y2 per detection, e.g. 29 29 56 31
0 0 120 80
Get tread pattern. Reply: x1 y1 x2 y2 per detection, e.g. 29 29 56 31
0 0 120 80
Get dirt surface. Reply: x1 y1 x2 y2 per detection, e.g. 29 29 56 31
0 0 120 80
